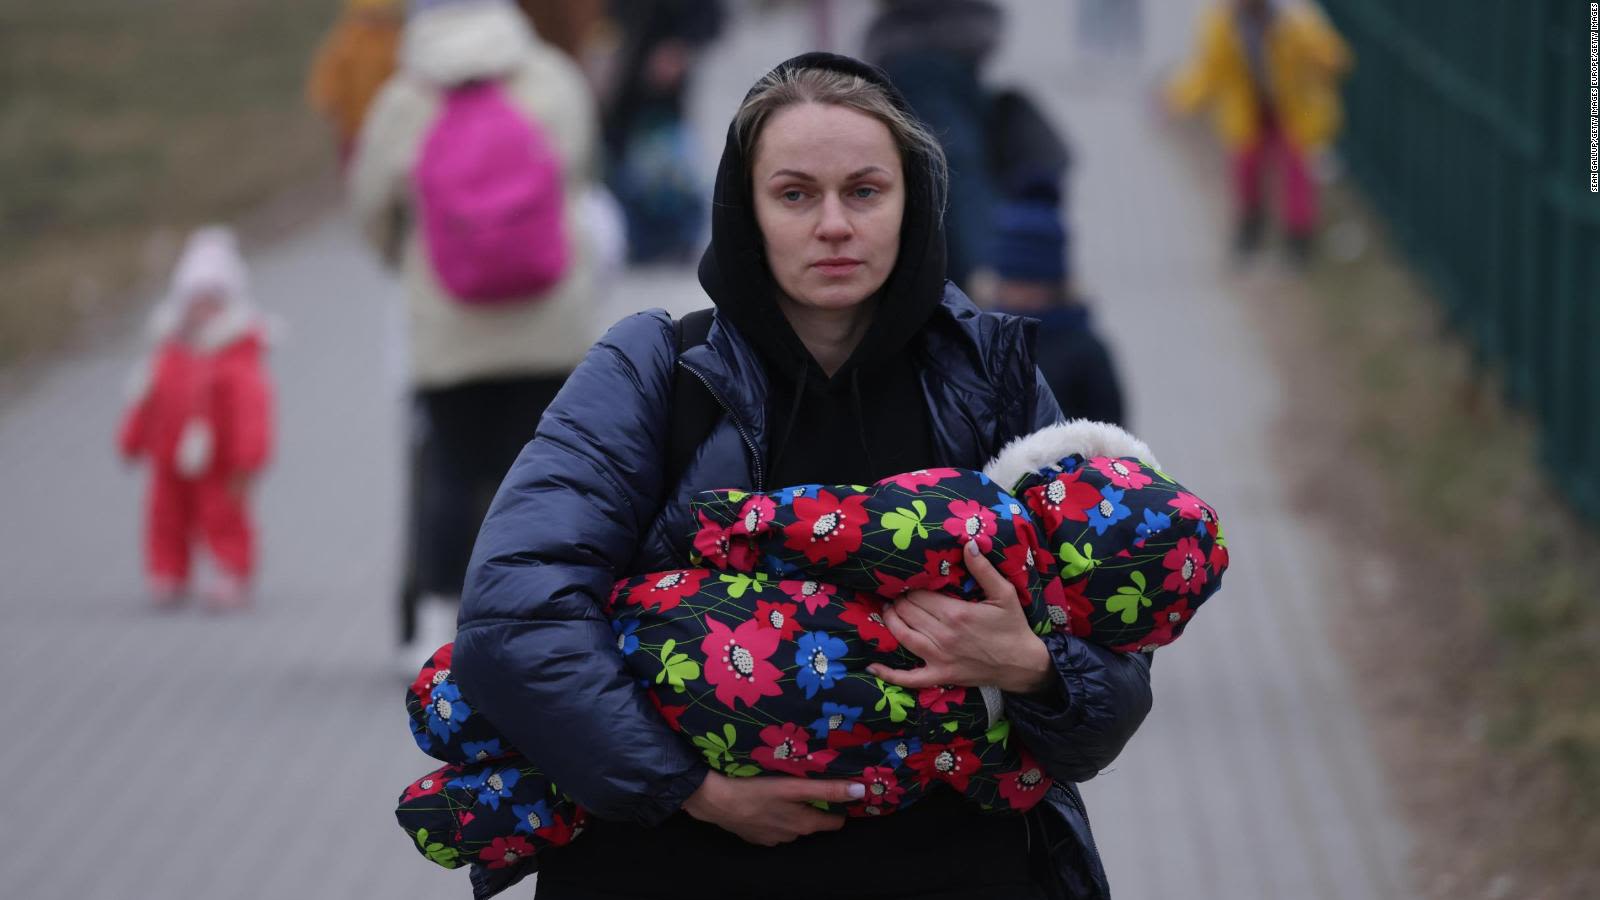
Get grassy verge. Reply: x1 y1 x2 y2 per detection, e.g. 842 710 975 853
0 0 340 366
1282 185 1600 897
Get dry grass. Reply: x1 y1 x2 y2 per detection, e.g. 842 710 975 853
1260 184 1600 898
0 0 340 366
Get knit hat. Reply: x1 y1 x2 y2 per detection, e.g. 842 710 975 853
989 173 1068 284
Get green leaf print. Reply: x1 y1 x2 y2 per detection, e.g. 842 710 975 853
881 499 931 550
1058 541 1098 579
984 718 1011 748
691 724 738 769
1107 571 1155 624
654 638 701 693
727 490 748 502
413 829 462 869
873 677 916 723
941 720 960 733
725 763 761 778
719 571 770 599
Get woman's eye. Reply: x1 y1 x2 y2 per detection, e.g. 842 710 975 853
852 187 879 200
782 190 806 202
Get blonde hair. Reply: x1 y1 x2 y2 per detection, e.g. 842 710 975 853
733 66 948 209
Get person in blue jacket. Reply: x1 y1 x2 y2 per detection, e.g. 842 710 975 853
453 52 1153 899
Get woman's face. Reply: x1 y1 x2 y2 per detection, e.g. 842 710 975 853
751 102 905 313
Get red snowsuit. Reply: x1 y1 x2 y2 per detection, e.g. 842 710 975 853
118 330 274 587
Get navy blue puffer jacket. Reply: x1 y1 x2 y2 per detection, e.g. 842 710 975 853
454 287 1152 899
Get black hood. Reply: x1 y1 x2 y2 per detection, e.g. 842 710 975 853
696 51 949 386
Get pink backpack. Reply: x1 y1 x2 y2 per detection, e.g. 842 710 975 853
414 81 570 304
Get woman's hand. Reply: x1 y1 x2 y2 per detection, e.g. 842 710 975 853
868 541 1053 695
683 771 865 846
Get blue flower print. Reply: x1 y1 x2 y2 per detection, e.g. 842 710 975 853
1134 508 1172 547
450 767 520 811
408 716 433 753
1085 485 1132 536
512 800 555 835
794 631 849 698
612 617 640 656
776 484 822 507
809 702 863 740
764 553 801 576
461 739 504 762
880 737 922 769
426 683 472 741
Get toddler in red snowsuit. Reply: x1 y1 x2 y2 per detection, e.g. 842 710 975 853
118 226 275 609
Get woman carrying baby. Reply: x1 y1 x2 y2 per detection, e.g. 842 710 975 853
452 53 1153 899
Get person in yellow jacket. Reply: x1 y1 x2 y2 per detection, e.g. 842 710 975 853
306 0 405 167
1167 0 1352 264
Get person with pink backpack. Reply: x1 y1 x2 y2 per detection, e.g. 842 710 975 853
350 0 601 661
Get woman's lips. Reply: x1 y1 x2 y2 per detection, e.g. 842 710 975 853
812 258 863 277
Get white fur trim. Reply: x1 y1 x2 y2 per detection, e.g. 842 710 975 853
402 1 532 85
982 419 1162 493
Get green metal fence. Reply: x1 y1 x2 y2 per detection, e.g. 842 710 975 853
1322 0 1600 515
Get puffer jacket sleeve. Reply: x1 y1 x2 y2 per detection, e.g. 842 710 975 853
451 310 709 826
1004 365 1156 783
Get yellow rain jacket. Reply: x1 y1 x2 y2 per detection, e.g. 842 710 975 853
306 2 404 148
1167 2 1353 151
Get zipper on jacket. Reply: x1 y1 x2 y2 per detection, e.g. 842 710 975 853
1061 783 1103 866
677 359 765 493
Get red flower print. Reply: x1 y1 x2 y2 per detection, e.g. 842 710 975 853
1210 541 1229 573
699 616 784 709
998 543 1037 603
479 836 536 869
1090 456 1153 491
1162 536 1209 596
402 766 458 802
919 548 965 592
996 749 1052 811
1114 597 1193 653
751 722 838 775
826 723 889 751
1044 577 1094 637
692 512 758 571
872 570 916 599
878 467 961 493
636 569 706 613
731 494 779 538
604 581 625 614
1168 491 1217 529
942 499 999 553
536 813 577 848
839 594 898 651
783 490 870 566
917 684 967 713
647 691 688 731
1014 518 1052 574
779 579 838 614
754 599 803 641
1025 471 1102 534
854 765 906 815
410 643 454 708
906 737 981 792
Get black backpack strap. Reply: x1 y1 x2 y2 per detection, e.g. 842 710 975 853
667 308 720 489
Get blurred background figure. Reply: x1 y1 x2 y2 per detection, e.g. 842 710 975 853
348 0 600 662
601 0 726 264
988 174 1126 427
305 0 406 169
1075 0 1143 64
117 226 275 612
1165 0 1352 266
863 0 1002 293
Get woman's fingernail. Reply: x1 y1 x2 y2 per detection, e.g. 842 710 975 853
847 783 866 799
965 541 980 556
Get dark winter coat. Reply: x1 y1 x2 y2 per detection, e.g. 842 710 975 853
453 51 1151 900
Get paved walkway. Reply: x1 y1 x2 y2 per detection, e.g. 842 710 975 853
0 2 1417 898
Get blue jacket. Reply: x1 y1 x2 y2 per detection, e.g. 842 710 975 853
454 287 1152 898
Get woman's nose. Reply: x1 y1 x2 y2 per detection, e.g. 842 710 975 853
815 194 853 242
